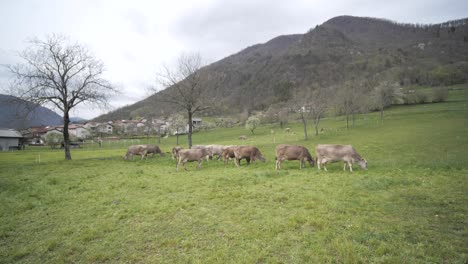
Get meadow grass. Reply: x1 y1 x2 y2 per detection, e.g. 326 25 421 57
0 86 467 263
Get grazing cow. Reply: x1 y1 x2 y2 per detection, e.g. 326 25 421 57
205 144 226 160
221 146 239 165
239 135 248 140
275 144 315 170
315 144 367 172
176 148 209 171
144 144 165 158
123 145 148 160
233 146 266 167
171 146 183 159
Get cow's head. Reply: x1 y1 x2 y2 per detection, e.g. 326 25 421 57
358 158 368 170
258 155 266 163
308 156 315 167
122 155 128 160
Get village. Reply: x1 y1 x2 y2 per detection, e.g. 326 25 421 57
0 118 203 151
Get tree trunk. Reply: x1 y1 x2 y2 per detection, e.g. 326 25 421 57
301 113 308 140
314 117 320 136
187 110 193 148
176 133 179 145
63 111 72 160
346 113 349 129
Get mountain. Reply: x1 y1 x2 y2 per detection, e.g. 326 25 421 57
94 15 468 121
70 117 88 124
0 94 62 129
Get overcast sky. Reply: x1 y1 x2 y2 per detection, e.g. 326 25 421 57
0 0 466 119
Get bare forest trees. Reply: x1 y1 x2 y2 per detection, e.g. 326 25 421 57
156 52 209 148
7 34 116 160
334 81 366 129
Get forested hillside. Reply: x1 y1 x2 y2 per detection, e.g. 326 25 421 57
95 15 468 121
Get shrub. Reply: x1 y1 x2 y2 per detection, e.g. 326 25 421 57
432 87 449 103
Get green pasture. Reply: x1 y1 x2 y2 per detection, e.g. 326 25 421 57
0 87 467 263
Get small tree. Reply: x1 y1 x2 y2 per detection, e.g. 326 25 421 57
245 115 260 134
168 113 186 145
45 132 63 149
372 81 403 121
308 88 329 136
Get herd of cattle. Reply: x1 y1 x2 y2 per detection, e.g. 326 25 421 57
123 143 368 172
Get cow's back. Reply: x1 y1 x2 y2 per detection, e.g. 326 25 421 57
316 144 355 159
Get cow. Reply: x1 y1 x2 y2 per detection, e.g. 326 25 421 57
221 146 238 165
176 148 210 171
123 145 148 160
315 144 367 172
239 135 248 140
171 146 183 160
144 144 165 158
275 144 315 170
233 146 266 167
205 144 226 160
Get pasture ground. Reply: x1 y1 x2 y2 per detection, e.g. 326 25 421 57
0 86 467 263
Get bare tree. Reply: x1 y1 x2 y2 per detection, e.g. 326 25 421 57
6 34 116 160
292 88 313 140
372 81 403 121
308 88 329 136
156 52 209 148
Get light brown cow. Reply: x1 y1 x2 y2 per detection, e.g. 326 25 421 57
221 146 238 165
171 146 183 159
144 144 165 158
315 144 367 172
176 148 209 171
275 144 315 170
233 146 266 167
123 145 148 160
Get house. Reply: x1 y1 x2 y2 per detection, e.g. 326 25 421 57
0 128 24 151
96 123 113 135
51 125 91 139
21 126 48 145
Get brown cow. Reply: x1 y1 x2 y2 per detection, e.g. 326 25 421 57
275 144 314 170
233 146 266 167
315 144 367 172
176 148 209 171
123 145 148 160
144 144 165 158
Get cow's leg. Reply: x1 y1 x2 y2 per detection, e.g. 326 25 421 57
197 159 202 169
349 162 353 172
317 158 321 170
323 160 328 171
343 162 347 171
176 159 181 171
235 158 240 167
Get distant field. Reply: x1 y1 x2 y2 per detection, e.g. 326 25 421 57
0 86 467 263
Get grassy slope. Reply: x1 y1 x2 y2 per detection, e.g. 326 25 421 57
0 87 467 263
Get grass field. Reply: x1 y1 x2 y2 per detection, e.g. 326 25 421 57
0 86 467 263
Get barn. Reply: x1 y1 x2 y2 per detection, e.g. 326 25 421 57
0 128 24 151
